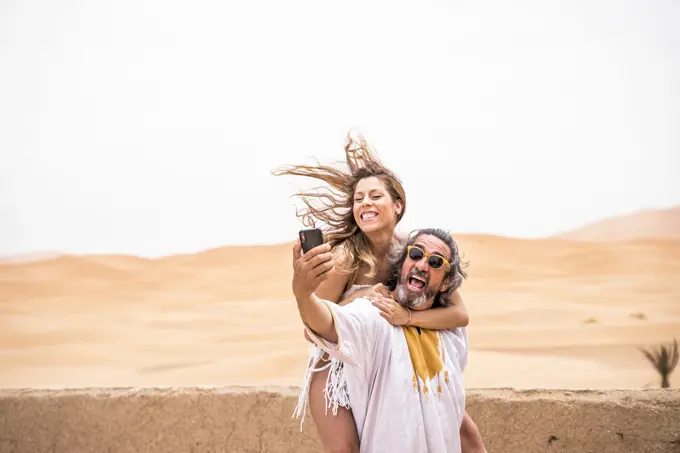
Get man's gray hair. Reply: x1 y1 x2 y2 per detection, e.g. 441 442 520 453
385 228 468 308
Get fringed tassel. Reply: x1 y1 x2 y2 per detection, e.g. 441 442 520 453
292 344 331 431
437 374 442 400
408 331 448 403
324 358 351 416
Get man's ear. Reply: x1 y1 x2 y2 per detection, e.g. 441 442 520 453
439 275 452 293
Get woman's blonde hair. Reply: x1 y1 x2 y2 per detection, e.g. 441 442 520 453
273 132 406 286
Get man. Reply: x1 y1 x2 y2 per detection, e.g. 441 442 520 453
292 227 471 453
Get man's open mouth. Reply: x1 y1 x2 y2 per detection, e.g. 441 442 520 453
407 274 426 292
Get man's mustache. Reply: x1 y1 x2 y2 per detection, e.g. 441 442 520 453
406 269 429 286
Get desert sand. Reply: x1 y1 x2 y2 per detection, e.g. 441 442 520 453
1 209 679 390
556 206 680 242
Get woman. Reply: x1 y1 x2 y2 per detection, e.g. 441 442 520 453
274 132 486 453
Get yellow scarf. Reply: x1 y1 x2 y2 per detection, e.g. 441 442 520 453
403 326 449 399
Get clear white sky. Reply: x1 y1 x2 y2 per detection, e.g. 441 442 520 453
1 0 678 257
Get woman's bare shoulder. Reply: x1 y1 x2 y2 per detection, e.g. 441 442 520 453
316 258 352 303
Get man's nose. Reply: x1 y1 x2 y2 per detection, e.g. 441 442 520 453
415 257 429 272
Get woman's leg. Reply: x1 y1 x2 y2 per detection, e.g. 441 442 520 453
460 411 487 453
308 365 360 453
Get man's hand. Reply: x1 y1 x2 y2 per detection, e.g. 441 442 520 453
367 284 411 326
292 239 334 302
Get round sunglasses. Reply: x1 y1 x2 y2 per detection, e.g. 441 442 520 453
406 245 451 270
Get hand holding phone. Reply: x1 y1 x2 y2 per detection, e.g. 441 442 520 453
292 228 333 300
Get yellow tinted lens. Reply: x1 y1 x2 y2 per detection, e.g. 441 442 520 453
408 246 424 261
428 255 445 269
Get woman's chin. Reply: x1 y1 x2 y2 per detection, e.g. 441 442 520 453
359 221 387 234
357 219 395 233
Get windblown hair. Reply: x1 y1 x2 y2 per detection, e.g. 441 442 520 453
272 131 406 285
385 228 468 308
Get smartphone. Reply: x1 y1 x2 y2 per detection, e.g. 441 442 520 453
299 228 325 254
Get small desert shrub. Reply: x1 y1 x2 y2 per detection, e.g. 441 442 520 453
640 337 679 388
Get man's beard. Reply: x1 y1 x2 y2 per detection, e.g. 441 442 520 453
395 269 438 310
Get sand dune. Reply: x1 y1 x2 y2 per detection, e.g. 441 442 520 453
555 206 680 241
1 229 679 390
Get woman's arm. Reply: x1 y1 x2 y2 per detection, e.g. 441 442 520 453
371 288 469 330
410 289 469 329
314 266 350 304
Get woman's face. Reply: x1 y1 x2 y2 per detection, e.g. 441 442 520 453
352 176 402 234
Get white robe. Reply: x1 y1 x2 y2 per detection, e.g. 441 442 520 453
306 298 468 453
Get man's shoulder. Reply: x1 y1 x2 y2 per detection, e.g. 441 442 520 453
439 327 468 370
438 327 468 351
334 298 392 332
334 297 378 317
440 326 468 340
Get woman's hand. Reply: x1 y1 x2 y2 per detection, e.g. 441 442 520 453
367 285 411 326
338 283 382 306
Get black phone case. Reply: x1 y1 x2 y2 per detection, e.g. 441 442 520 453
300 228 324 254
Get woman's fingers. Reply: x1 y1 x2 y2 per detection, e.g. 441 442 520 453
374 283 390 297
370 296 393 314
373 295 396 308
370 294 411 326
